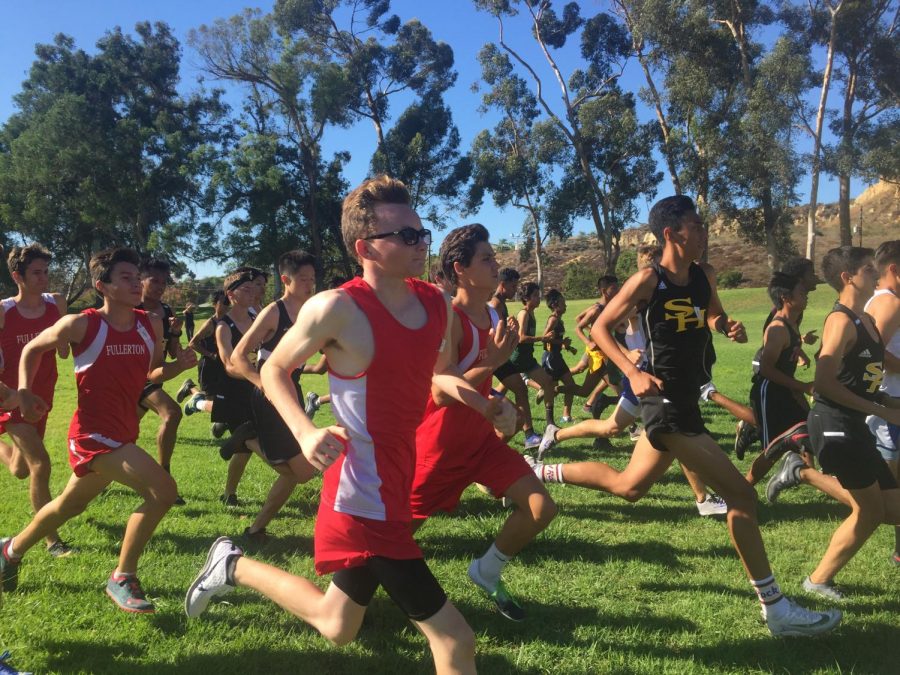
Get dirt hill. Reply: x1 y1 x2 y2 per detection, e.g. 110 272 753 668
498 181 899 290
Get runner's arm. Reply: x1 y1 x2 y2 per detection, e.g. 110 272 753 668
188 318 217 358
148 313 196 383
232 304 279 389
701 262 746 343
758 323 813 394
867 293 900 374
51 292 70 359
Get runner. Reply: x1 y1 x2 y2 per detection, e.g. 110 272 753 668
411 224 556 622
532 196 840 636
0 247 196 613
136 258 186 504
231 250 319 540
185 176 515 673
0 245 74 554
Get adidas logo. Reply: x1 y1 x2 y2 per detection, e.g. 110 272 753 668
860 349 871 358
657 281 667 290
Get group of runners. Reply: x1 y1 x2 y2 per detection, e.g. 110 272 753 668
0 176 898 674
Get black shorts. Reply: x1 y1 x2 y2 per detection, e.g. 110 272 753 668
138 382 164 411
331 556 447 622
494 359 521 382
211 378 255 433
251 386 301 465
198 357 225 395
542 351 568 380
510 352 539 374
640 391 707 452
808 405 898 491
750 379 809 448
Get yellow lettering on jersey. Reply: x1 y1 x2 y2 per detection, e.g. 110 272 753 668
864 362 884 393
663 298 707 333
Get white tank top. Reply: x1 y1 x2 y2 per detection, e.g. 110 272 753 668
864 288 900 396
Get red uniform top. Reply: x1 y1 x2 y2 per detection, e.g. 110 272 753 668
69 308 155 444
313 277 447 574
0 294 61 406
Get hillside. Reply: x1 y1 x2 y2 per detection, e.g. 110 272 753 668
497 181 899 291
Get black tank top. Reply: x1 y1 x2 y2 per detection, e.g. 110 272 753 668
641 262 712 393
256 300 303 385
752 317 801 381
493 294 509 321
138 301 174 339
219 315 254 396
814 303 884 414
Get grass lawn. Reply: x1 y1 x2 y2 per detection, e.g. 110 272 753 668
1 285 898 674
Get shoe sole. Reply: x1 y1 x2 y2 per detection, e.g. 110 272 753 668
105 587 156 614
185 536 233 618
763 421 808 460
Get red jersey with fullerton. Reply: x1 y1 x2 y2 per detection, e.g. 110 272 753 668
313 277 446 574
0 294 61 421
69 308 155 444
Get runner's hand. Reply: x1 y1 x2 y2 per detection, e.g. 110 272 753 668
629 370 663 398
0 383 18 410
175 345 198 371
725 319 747 343
802 330 818 345
300 425 350 472
484 396 517 438
488 318 519 365
17 389 48 422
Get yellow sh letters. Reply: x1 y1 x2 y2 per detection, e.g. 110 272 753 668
664 298 707 332
864 362 884 393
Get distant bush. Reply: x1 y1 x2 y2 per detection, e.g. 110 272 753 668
563 262 598 300
718 270 744 289
615 249 637 280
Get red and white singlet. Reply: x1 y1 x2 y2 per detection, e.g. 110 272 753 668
313 277 447 574
68 308 155 446
0 294 61 430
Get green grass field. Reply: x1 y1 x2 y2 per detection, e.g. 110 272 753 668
1 286 898 674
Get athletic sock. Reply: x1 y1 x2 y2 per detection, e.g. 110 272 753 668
545 404 554 427
541 463 565 484
111 570 136 581
476 543 511 589
751 575 786 616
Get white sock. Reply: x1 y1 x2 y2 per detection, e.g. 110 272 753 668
752 575 787 616
5 537 18 559
477 543 511 589
541 463 565 484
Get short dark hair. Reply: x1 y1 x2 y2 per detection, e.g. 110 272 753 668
235 265 267 282
140 258 171 279
277 250 316 277
767 272 800 310
648 195 696 242
874 240 900 273
821 246 874 291
597 275 618 290
499 267 520 283
519 281 540 302
7 244 52 277
440 223 490 285
780 257 814 279
545 288 564 311
90 248 141 285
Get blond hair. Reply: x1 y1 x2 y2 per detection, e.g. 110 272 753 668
341 175 411 260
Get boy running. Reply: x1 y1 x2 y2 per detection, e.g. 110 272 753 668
0 248 196 612
185 177 515 673
412 224 557 621
537 196 839 636
0 245 73 555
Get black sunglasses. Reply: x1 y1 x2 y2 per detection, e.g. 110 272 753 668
364 227 432 246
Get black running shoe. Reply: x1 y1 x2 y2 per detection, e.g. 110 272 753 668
211 422 227 439
0 539 21 592
763 422 809 462
219 421 255 461
734 420 758 460
176 379 196 404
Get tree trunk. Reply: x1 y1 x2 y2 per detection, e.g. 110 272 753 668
805 2 842 263
838 173 852 246
762 188 779 271
838 63 858 244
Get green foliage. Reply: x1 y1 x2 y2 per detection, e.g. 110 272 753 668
562 262 597 299
718 269 744 288
615 247 637 279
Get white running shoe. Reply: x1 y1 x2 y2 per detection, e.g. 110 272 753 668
537 424 559 462
764 597 842 637
185 536 243 618
523 432 542 450
802 576 848 603
560 415 573 424
696 494 728 516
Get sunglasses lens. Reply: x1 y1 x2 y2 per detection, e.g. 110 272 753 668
400 228 431 245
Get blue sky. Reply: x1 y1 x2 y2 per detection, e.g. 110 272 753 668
1 1 852 277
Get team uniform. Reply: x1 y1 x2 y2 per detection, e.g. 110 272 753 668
749 317 808 450
541 317 569 380
0 294 61 438
136 301 174 407
251 299 304 464
492 294 521 382
68 309 155 476
865 289 900 463
211 315 255 435
196 319 226 396
411 306 532 517
639 263 713 450
316 277 448 620
508 311 539 374
807 304 895 490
